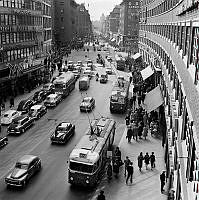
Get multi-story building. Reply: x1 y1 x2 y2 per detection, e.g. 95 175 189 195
109 5 120 34
119 0 140 53
139 0 199 199
0 0 52 98
76 3 92 39
54 0 72 46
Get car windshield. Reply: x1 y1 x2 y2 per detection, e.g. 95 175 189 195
83 98 90 103
46 97 53 101
15 163 29 170
69 161 94 173
43 85 49 90
3 114 9 117
12 120 20 125
57 127 68 131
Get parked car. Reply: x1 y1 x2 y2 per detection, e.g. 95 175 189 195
83 69 92 79
44 94 62 107
1 110 21 125
5 155 41 187
29 105 47 120
79 76 90 90
50 122 75 144
105 67 112 75
67 61 75 71
72 69 80 79
7 115 34 135
17 99 35 114
32 90 47 103
42 83 55 94
80 97 95 112
0 137 8 148
100 73 108 83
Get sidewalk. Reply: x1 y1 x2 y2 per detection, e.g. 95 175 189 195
1 70 59 114
91 129 168 200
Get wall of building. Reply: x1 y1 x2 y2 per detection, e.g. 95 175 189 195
139 0 199 199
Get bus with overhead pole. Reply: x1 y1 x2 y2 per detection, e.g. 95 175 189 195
68 117 116 187
53 72 76 98
110 76 130 113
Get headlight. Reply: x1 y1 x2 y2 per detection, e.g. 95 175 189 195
86 180 89 184
70 177 74 181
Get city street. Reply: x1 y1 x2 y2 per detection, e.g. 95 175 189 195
0 48 127 200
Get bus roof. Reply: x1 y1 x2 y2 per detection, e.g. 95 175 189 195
53 72 75 84
69 118 115 164
111 80 129 96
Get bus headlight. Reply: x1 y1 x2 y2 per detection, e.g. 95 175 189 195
86 180 89 184
70 177 74 181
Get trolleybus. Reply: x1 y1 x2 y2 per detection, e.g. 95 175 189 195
68 117 116 187
53 72 76 98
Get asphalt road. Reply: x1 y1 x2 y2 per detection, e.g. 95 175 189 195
0 47 128 200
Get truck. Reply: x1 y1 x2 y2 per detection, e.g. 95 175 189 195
115 54 126 71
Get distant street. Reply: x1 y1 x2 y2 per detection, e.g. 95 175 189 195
0 47 128 200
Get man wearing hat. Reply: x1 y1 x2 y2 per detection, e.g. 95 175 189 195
97 190 106 200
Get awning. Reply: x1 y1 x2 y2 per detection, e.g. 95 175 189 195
132 53 141 60
144 85 164 113
141 65 154 80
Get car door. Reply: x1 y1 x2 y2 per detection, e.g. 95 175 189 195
28 161 35 178
67 124 72 137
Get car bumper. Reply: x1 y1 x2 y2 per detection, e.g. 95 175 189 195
44 103 56 107
80 107 90 112
51 138 66 144
7 130 21 134
5 179 23 187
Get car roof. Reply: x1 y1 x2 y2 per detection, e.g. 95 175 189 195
58 122 71 128
31 105 43 110
47 94 58 98
4 110 17 115
83 96 92 101
17 155 38 165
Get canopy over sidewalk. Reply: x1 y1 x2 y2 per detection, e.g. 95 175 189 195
144 85 164 113
141 65 154 80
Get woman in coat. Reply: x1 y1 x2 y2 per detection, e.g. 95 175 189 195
138 152 144 171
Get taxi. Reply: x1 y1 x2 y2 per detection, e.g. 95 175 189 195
44 94 62 107
80 97 95 112
29 105 47 120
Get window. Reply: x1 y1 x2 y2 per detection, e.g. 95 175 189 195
61 17 64 22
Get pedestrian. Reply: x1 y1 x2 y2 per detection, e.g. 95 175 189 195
113 159 120 178
132 123 138 141
142 126 148 140
126 162 134 184
10 96 14 108
150 152 156 170
107 161 112 180
138 152 144 171
132 92 136 110
144 152 150 170
124 156 131 177
137 93 142 106
114 147 122 162
160 171 166 193
138 121 143 139
125 114 130 126
126 125 133 143
97 190 106 200
143 112 148 127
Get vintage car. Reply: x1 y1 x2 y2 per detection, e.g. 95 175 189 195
1 110 21 125
0 137 8 148
42 83 55 94
44 94 62 107
32 90 47 103
50 122 75 144
72 69 81 79
67 61 75 71
17 99 35 114
83 69 92 79
7 115 34 135
5 155 41 187
105 67 113 75
80 96 95 112
100 73 108 83
29 105 47 120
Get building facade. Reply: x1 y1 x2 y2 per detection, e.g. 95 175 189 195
76 3 92 40
119 0 140 54
0 0 52 98
139 0 199 199
109 6 120 34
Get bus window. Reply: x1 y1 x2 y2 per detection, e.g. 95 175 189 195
69 161 93 173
